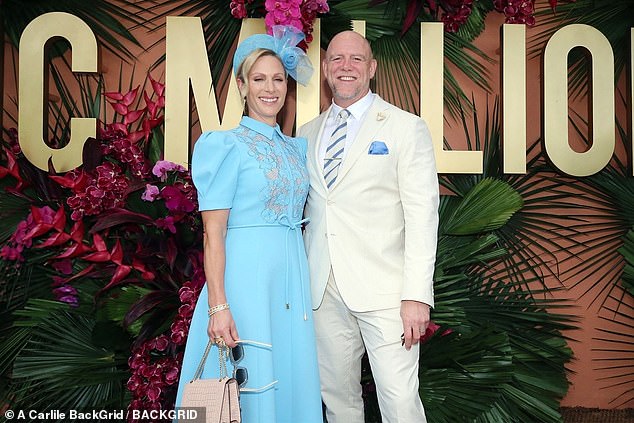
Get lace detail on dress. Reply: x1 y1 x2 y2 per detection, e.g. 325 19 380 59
234 127 308 223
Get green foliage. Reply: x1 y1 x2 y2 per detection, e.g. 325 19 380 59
554 103 633 304
548 102 634 406
444 178 523 235
3 1 633 419
619 230 634 297
1 0 143 60
98 286 154 337
532 0 634 98
361 98 575 422
456 1 494 42
327 0 494 118
3 300 128 411
421 329 514 422
0 188 30 242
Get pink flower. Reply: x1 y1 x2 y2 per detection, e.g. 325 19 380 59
231 0 247 18
155 335 169 351
440 0 473 33
99 130 150 177
146 385 161 402
126 374 143 392
0 245 23 261
140 363 155 379
129 353 146 370
178 303 194 319
65 163 128 221
170 320 188 345
164 365 179 385
179 285 196 303
141 184 160 202
53 283 79 307
0 210 44 262
264 0 303 32
51 276 66 287
160 186 196 213
420 321 454 343
156 216 177 234
494 0 536 26
52 259 74 275
152 160 185 181
53 285 78 296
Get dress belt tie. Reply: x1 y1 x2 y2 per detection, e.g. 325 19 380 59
227 215 310 321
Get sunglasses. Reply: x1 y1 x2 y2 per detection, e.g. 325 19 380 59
229 340 278 393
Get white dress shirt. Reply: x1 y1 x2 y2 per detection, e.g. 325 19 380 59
318 91 376 163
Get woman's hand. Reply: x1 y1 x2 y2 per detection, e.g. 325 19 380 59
208 308 239 348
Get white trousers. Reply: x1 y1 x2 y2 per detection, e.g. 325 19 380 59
314 272 427 423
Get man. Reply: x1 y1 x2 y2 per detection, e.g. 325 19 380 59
299 31 439 423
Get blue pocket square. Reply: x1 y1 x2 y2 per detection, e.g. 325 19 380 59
368 141 389 155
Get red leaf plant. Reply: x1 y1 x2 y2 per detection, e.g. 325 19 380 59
0 74 204 418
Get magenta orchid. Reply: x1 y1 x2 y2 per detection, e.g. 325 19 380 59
0 74 204 417
152 160 186 181
231 0 329 45
141 184 160 202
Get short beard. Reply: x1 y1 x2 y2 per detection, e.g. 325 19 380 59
332 86 363 103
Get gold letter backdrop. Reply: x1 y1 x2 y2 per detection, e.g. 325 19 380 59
17 14 627 175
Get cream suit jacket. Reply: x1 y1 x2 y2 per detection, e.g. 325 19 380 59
299 95 439 312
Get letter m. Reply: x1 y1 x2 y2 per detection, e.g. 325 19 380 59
164 17 265 167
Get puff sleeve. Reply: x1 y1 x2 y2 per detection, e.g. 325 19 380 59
191 131 240 211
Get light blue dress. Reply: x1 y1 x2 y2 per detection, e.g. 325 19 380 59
174 116 322 423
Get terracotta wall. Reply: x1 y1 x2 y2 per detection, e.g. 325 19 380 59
2 6 632 409
457 13 633 409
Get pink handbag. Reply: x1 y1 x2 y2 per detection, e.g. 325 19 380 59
180 340 241 423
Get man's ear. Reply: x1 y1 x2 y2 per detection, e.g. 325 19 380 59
369 59 378 79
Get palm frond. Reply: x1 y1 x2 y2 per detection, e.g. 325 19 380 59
441 99 587 291
4 299 128 411
553 103 633 310
594 296 634 406
2 0 145 61
445 178 523 235
408 96 577 421
421 328 515 422
330 0 493 118
531 0 634 98
0 188 31 242
456 1 495 42
618 230 634 297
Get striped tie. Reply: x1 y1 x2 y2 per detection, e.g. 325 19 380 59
323 109 350 189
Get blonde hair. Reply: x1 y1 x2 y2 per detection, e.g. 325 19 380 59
236 48 286 115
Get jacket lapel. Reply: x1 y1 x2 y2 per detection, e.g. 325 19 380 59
331 96 389 189
308 106 332 192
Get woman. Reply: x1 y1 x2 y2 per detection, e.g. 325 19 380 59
174 26 322 422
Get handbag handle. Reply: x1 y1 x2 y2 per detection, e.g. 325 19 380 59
192 340 229 381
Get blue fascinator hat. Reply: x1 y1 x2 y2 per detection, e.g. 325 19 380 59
232 25 314 86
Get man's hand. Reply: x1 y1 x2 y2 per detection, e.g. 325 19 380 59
400 300 430 350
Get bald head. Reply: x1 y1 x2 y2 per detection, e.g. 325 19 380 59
327 31 374 60
323 31 377 108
